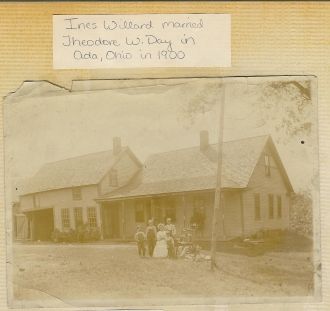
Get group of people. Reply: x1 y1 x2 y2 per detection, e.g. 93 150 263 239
134 218 177 258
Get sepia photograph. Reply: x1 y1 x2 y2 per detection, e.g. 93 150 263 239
4 76 319 307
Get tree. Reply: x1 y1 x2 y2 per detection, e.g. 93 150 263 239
180 79 313 145
252 80 312 143
178 82 222 127
290 191 313 237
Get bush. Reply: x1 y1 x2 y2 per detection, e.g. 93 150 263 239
81 226 101 242
51 228 77 243
290 192 313 237
51 224 101 243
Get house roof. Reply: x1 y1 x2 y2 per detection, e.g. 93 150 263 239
98 135 292 201
20 147 135 195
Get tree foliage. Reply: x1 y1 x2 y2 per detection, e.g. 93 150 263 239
180 79 313 144
254 80 312 142
179 82 222 127
290 191 313 237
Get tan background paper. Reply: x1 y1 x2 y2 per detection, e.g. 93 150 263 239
0 2 329 310
53 14 231 68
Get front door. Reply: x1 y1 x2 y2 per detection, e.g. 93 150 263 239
103 203 120 239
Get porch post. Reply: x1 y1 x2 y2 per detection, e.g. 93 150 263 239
150 198 155 220
143 199 147 224
99 203 104 240
30 215 35 241
121 201 126 240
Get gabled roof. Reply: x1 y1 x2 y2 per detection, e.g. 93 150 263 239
20 147 138 195
98 135 293 201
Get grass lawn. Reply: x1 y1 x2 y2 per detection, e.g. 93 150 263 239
11 238 315 307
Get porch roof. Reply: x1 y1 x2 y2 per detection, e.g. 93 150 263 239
97 175 242 201
97 135 271 201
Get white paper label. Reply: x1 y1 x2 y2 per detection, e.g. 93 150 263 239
53 14 231 69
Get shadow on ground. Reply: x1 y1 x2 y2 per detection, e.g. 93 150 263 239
199 231 312 257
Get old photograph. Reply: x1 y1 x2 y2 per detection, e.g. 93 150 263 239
4 76 319 307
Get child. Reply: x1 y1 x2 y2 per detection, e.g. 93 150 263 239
166 230 175 259
134 226 146 257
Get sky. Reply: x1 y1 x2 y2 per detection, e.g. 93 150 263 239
4 77 317 197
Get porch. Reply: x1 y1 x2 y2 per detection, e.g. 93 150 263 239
99 192 215 240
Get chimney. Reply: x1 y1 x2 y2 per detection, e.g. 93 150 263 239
200 130 209 151
113 137 122 155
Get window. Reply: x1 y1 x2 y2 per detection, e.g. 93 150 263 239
264 154 271 176
135 202 145 222
87 207 97 228
109 169 118 187
268 194 274 219
254 193 261 220
74 207 83 227
277 195 282 218
61 208 70 230
72 187 82 200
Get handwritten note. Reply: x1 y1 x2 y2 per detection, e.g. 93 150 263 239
53 14 231 69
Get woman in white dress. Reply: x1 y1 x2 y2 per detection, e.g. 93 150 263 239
153 223 168 258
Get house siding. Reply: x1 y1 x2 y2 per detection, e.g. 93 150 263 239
242 144 290 236
20 185 100 233
19 150 141 239
223 191 243 238
98 151 141 195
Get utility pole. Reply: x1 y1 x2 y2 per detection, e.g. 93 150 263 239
210 84 226 271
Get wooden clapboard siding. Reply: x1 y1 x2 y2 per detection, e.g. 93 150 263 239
98 150 141 195
20 148 140 234
20 185 101 230
223 191 243 239
20 185 100 231
242 143 290 236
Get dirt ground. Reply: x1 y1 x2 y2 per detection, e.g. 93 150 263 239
10 237 315 307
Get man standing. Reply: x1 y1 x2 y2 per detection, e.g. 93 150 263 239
145 219 157 257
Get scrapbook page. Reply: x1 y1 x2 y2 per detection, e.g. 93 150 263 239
0 2 329 311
